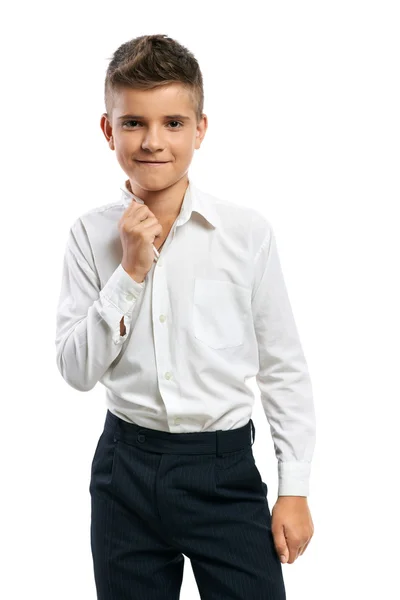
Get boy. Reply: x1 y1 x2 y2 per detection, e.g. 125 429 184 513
55 33 316 599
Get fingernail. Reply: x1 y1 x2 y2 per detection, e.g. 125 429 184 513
280 555 287 563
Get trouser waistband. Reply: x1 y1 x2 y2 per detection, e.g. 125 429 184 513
103 410 256 456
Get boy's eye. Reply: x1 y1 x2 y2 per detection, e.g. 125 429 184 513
122 120 182 129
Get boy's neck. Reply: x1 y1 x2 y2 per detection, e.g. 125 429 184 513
126 176 189 223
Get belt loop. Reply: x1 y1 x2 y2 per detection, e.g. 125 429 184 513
113 420 120 443
216 429 221 457
250 419 255 446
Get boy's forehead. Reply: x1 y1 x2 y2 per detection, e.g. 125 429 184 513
113 83 195 117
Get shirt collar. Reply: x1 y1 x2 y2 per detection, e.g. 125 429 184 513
120 178 220 229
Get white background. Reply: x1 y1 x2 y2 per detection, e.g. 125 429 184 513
1 1 399 598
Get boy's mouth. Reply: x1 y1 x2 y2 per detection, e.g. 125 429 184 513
135 160 169 165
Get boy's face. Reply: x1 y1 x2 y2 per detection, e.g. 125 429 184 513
101 83 207 194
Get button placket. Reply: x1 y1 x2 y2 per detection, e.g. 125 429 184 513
152 220 183 432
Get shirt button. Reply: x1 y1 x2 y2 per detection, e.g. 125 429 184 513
164 371 172 380
158 258 163 267
174 417 181 425
126 293 134 301
159 314 166 323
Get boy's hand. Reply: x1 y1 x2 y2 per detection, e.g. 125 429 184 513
118 201 163 281
271 496 314 564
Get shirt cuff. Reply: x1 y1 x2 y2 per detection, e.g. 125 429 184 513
278 461 311 497
98 264 145 344
100 264 145 311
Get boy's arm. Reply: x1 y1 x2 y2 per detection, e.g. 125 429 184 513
55 219 145 391
251 222 316 497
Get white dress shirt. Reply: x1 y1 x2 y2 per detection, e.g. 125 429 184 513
55 177 316 496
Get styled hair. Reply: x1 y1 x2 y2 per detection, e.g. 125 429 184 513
104 34 204 124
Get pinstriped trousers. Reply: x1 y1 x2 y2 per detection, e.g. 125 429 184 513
89 410 286 599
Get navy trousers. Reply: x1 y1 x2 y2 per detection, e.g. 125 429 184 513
89 410 286 599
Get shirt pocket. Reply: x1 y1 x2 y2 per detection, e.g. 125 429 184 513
193 278 251 349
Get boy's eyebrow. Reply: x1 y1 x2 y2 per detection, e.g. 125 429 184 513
117 113 191 121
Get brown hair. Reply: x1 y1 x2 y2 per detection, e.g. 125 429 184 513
104 34 204 124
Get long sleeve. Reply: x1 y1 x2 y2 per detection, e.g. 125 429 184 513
251 223 316 497
55 222 145 392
